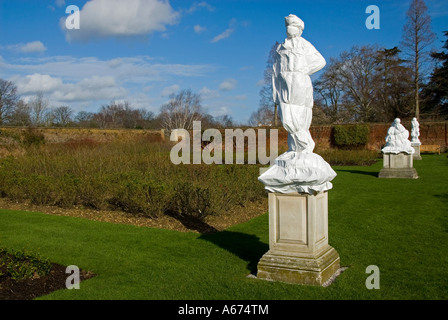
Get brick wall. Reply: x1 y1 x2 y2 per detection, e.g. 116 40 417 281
274 121 448 152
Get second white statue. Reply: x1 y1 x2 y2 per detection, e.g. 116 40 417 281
258 14 337 194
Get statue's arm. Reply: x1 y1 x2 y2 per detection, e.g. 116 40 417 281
305 41 326 75
272 57 280 104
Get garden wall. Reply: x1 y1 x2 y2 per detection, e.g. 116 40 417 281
1 122 446 153
276 121 448 152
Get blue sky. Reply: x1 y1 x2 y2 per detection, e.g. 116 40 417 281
0 0 447 124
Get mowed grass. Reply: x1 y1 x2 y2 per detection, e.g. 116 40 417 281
0 154 447 300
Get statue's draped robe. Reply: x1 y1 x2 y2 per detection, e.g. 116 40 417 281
273 37 326 153
382 122 415 154
259 36 337 194
411 119 421 144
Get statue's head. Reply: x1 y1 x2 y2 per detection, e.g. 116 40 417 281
285 14 304 39
393 118 401 125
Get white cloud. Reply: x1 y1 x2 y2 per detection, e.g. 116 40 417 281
194 25 206 34
161 84 180 97
211 28 234 43
15 73 127 103
214 106 231 117
1 55 214 112
211 19 237 43
185 2 215 14
62 0 179 42
15 74 63 94
199 86 220 100
1 55 213 84
201 102 232 118
219 79 237 91
8 41 47 53
55 0 66 7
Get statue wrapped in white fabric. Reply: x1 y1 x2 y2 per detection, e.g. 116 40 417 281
382 118 415 154
379 118 418 178
410 117 422 160
411 117 421 145
258 14 336 194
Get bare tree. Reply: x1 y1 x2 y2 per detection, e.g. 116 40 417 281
314 58 348 123
75 111 96 127
0 79 18 125
214 114 234 128
98 101 123 128
336 45 381 122
9 99 31 126
259 42 280 126
43 108 56 127
52 106 74 127
159 89 203 131
92 101 155 129
401 0 436 119
29 92 49 126
248 105 274 127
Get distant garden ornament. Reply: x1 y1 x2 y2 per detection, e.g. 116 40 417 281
258 14 336 194
379 118 418 179
381 118 415 155
410 117 422 160
411 117 421 145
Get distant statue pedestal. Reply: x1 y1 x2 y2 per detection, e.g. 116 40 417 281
379 118 418 179
411 142 422 160
257 192 340 286
379 152 418 179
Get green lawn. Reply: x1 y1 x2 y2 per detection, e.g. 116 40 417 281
0 154 447 300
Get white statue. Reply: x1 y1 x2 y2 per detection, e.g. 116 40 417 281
258 14 336 194
411 117 421 145
382 118 415 154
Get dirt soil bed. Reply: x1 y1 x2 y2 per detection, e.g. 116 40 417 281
0 197 268 233
0 262 94 300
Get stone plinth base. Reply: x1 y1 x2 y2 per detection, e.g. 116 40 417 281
257 192 340 286
412 143 422 160
257 246 340 286
378 168 418 179
379 153 418 179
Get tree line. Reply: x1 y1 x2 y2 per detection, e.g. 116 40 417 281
0 85 235 130
252 0 448 126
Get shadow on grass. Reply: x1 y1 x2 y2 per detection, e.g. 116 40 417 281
434 194 448 233
165 210 218 234
199 231 269 274
435 193 448 203
336 169 379 177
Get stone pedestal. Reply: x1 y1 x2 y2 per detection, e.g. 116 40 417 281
379 152 418 179
412 143 422 160
257 192 340 286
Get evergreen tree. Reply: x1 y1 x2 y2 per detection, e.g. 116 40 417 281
421 31 448 119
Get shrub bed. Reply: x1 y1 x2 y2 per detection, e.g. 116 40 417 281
333 124 370 149
0 247 51 281
0 139 265 221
